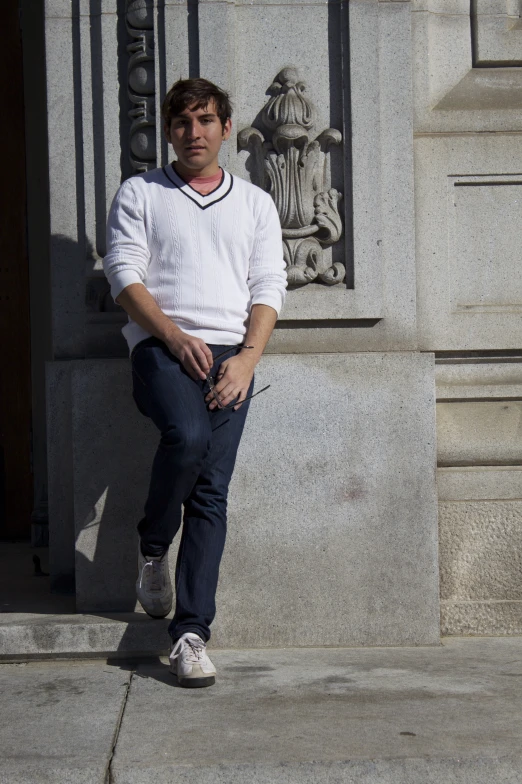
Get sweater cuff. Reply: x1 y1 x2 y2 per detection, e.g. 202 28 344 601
108 270 145 302
251 290 285 317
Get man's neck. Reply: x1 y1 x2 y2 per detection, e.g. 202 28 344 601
173 160 221 180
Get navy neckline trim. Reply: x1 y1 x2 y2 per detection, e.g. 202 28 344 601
162 166 233 210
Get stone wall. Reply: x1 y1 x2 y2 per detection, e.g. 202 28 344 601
412 0 522 635
42 0 522 642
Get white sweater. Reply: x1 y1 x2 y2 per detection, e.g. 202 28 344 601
104 166 287 352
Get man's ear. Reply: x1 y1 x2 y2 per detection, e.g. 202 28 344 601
222 117 232 141
164 123 171 144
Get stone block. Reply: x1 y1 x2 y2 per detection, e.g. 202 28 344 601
438 466 522 501
412 2 522 132
439 500 522 601
441 601 522 636
436 362 522 401
415 135 522 351
473 2 522 65
66 352 439 646
437 401 522 466
448 179 522 312
438 465 522 636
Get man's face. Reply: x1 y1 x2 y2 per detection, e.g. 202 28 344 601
165 100 232 175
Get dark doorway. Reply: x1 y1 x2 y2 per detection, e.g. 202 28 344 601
0 0 33 539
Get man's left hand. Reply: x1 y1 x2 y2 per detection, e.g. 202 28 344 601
205 352 257 411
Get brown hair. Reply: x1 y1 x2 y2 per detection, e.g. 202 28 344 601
162 78 233 130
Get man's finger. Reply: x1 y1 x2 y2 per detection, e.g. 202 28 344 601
182 352 205 381
203 345 214 368
193 345 211 375
233 389 247 411
219 386 241 407
213 380 235 400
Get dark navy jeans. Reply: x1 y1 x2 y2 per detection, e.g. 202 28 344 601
131 337 252 643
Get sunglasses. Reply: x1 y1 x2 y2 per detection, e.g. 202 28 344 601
206 346 270 410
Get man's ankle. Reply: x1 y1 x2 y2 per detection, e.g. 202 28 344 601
140 541 167 559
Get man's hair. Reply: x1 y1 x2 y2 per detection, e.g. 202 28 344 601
162 78 232 129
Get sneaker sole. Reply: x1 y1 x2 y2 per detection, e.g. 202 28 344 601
144 610 171 619
136 596 173 619
175 673 216 688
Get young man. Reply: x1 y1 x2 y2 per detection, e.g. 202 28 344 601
103 79 286 687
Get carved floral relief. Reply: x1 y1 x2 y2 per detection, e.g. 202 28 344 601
238 67 344 286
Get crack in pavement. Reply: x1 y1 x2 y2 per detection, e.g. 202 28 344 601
105 668 135 784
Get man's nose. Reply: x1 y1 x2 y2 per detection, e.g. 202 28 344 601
186 122 201 139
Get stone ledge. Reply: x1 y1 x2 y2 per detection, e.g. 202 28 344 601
0 612 171 660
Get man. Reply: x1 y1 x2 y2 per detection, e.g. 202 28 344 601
103 78 286 687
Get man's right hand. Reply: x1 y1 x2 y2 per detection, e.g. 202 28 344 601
165 330 213 381
115 284 213 381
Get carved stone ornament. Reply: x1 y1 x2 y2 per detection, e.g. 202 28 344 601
238 67 344 286
126 0 156 173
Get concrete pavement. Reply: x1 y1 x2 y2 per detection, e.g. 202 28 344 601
1 637 522 783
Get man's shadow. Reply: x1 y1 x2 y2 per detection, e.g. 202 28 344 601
105 655 184 688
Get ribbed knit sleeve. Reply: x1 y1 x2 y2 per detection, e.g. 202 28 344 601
248 193 287 315
104 178 151 302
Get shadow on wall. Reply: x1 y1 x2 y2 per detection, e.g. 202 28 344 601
46 233 155 621
71 356 159 616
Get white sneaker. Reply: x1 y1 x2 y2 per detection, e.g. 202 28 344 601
136 543 173 619
169 632 216 688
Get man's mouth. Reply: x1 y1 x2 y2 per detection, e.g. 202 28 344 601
186 146 205 152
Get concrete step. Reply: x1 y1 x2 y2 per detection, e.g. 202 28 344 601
0 611 171 659
1 638 521 783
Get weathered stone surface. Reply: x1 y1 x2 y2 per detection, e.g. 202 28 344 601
439 500 522 601
412 3 522 132
438 465 522 637
438 466 522 502
437 402 522 466
0 659 129 783
64 353 438 646
436 362 522 401
4 640 522 782
415 135 522 351
111 638 522 784
441 601 522 637
0 612 170 659
45 15 86 357
215 352 439 647
473 3 522 65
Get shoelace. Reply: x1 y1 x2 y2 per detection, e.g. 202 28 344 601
140 559 164 593
171 635 205 664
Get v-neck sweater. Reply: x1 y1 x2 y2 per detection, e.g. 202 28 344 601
104 166 287 352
